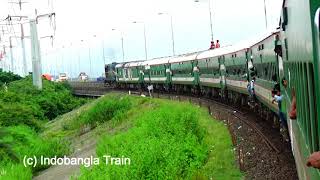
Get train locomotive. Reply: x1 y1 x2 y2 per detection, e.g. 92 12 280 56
105 0 320 179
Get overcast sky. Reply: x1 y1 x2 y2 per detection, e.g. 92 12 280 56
0 0 282 78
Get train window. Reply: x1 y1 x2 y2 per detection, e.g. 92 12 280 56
261 44 264 50
232 55 234 58
264 67 268 77
283 7 288 26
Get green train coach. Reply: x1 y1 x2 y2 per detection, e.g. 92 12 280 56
106 0 320 178
279 0 320 179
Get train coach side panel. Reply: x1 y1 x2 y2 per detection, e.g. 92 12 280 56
250 34 279 112
198 56 221 88
171 61 194 85
147 65 167 83
224 49 248 94
281 0 320 179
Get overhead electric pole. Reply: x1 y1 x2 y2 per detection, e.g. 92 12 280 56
21 24 27 76
30 18 42 89
9 37 14 72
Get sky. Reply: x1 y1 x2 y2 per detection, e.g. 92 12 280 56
0 0 283 78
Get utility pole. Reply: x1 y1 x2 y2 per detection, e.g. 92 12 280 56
132 21 148 60
21 24 27 76
89 46 92 77
102 39 105 65
263 0 268 30
143 23 148 60
194 0 214 42
208 0 214 42
111 28 125 62
9 37 14 72
121 37 125 62
158 12 176 56
30 18 42 89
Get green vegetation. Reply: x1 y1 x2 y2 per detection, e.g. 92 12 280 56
0 78 242 179
0 69 22 86
0 73 87 179
0 76 86 131
74 94 242 179
0 126 70 175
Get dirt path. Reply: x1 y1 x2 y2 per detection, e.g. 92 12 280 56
33 132 96 180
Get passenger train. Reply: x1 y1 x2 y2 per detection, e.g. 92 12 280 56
105 0 320 179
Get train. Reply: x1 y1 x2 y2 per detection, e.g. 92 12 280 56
104 0 320 179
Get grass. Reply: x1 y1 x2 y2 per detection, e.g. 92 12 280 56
76 94 242 179
0 75 88 179
0 76 87 131
0 92 242 179
0 125 70 179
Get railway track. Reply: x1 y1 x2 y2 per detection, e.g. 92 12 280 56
71 84 280 154
149 91 280 154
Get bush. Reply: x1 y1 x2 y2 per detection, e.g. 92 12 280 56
79 100 208 179
64 95 132 131
0 76 86 130
76 96 242 179
0 69 22 86
1 125 70 173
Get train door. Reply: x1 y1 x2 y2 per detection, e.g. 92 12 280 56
144 65 151 84
219 56 226 89
123 68 128 81
192 60 200 86
245 49 251 81
165 64 172 87
138 66 144 84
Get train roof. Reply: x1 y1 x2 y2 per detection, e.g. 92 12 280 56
247 29 280 46
142 56 171 66
196 28 280 60
124 61 144 68
114 28 281 68
196 45 245 59
168 51 202 64
115 60 145 68
115 63 125 68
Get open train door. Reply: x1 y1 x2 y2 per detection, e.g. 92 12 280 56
219 55 227 99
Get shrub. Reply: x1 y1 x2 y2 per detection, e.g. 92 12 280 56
64 96 132 131
0 76 86 130
1 125 70 172
79 100 208 179
0 69 22 86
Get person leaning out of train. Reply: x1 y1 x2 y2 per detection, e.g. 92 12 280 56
247 77 257 104
250 77 256 97
281 78 297 120
209 41 215 50
307 151 320 169
216 40 220 48
271 90 287 129
274 34 282 57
